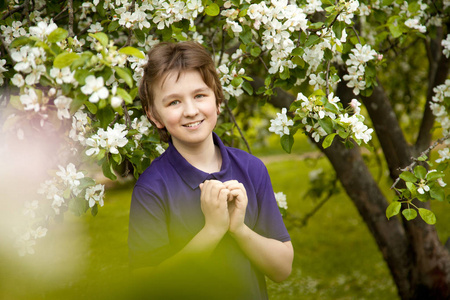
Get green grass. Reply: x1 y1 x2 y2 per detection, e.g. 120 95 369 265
1 153 449 300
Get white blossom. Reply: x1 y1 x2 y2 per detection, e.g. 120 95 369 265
20 88 40 112
85 184 105 207
54 96 72 120
274 192 288 210
50 67 75 85
81 75 109 103
269 108 293 137
29 20 58 39
436 148 450 163
56 163 84 188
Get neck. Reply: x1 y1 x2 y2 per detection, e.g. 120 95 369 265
172 134 222 173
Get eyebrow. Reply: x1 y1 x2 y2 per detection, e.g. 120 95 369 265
162 87 211 103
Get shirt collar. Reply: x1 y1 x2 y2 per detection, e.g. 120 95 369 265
167 132 233 190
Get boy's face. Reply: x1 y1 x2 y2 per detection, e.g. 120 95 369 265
149 69 218 149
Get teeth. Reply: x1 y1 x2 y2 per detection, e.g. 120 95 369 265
185 121 202 127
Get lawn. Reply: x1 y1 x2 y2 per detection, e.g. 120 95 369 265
1 144 449 300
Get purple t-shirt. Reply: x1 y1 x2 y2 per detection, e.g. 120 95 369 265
128 132 290 299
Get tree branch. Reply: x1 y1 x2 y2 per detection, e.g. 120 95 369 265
224 100 252 154
391 133 450 190
68 0 74 37
360 80 412 179
415 25 450 153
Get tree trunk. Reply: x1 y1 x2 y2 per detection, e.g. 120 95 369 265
320 139 450 299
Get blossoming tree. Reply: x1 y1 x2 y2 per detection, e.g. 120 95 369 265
0 0 449 298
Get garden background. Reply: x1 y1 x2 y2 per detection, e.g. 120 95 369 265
1 132 449 300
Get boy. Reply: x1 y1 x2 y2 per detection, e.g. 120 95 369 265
128 41 293 299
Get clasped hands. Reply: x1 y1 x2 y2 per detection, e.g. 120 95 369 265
199 179 248 237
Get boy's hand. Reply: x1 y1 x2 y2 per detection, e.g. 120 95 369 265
199 180 230 237
223 180 248 235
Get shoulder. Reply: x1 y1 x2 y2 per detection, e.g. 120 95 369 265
226 146 267 170
135 151 172 190
225 146 269 185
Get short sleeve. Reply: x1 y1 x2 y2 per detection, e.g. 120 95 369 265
128 184 176 268
253 163 291 243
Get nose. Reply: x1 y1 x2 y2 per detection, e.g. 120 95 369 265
183 98 199 117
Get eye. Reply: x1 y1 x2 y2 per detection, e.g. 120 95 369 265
168 100 180 106
195 94 205 99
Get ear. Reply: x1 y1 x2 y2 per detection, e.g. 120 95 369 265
146 110 165 129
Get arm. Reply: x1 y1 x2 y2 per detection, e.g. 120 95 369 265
224 180 294 282
133 180 230 275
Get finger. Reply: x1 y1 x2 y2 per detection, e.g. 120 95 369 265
224 180 239 188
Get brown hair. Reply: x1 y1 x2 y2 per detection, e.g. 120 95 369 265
139 41 224 143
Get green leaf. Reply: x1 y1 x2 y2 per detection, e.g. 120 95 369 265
402 208 417 221
84 100 98 114
322 133 337 149
231 76 244 88
47 27 68 43
114 66 134 88
239 26 252 44
10 36 33 48
118 46 145 59
426 171 444 181
399 171 417 183
414 165 427 179
418 208 436 225
116 87 133 104
430 186 445 202
54 52 80 68
281 134 294 154
305 34 320 47
108 20 120 32
102 160 117 181
386 201 401 219
318 118 333 134
91 204 99 217
417 155 428 161
89 32 109 47
9 95 24 111
250 46 262 57
242 81 253 95
69 197 89 216
405 181 416 194
205 3 220 16
133 29 146 44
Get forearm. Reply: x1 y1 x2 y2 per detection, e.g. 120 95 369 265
133 225 225 277
230 225 293 282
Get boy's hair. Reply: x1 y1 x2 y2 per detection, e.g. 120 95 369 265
139 41 224 143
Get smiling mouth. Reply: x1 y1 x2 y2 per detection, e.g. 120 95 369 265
183 120 203 127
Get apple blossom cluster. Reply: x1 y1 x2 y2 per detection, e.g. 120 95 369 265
217 64 246 100
400 0 428 33
430 79 450 136
90 0 205 32
336 0 360 25
343 44 378 95
69 111 91 146
11 46 48 86
270 92 373 145
14 223 48 256
14 163 105 256
85 123 129 156
268 108 294 137
246 0 308 74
